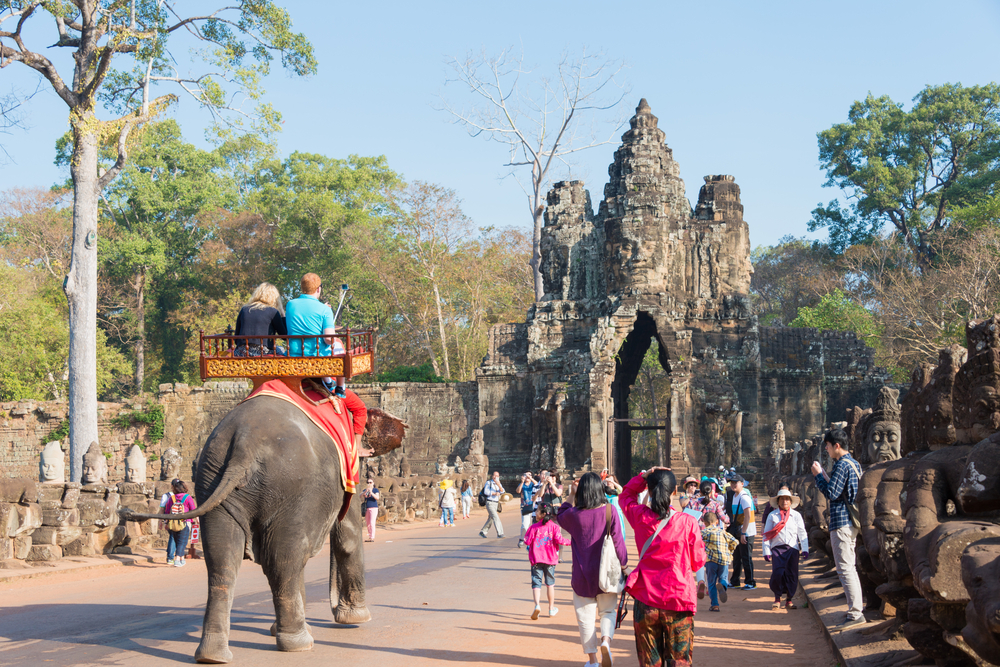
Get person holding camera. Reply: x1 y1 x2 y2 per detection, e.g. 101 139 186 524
517 471 540 548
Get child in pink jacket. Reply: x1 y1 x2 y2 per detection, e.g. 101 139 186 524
524 502 571 620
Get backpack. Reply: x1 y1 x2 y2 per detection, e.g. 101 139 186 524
167 493 188 532
478 484 489 507
840 457 863 528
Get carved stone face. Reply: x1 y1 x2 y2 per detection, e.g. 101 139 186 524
81 442 107 485
159 448 181 481
39 442 65 483
125 445 146 483
867 420 902 463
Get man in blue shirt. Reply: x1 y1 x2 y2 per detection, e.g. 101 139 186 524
285 273 344 395
813 428 866 629
516 471 540 548
479 471 505 539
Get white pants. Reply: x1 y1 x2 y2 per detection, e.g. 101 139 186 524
573 591 617 655
520 510 532 540
830 524 863 620
461 495 472 517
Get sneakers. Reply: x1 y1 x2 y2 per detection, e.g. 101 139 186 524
741 583 757 590
518 540 525 548
709 605 721 612
836 616 867 630
549 607 559 617
531 606 540 620
497 534 505 538
599 639 613 667
718 584 728 603
166 558 174 566
479 532 487 538
175 558 185 567
697 580 707 599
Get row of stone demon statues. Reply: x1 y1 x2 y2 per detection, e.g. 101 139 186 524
765 315 1000 667
2 442 187 565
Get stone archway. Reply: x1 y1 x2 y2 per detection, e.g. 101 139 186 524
609 312 672 476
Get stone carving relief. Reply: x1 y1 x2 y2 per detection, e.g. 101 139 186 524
81 442 108 485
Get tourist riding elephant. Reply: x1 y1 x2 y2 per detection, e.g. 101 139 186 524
122 398 405 664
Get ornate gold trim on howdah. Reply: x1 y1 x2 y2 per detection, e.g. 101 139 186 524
204 356 345 379
351 353 373 375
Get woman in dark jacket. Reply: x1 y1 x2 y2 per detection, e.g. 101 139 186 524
234 282 286 356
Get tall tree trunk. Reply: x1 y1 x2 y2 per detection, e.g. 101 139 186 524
64 117 100 483
134 267 146 391
529 178 544 301
431 281 451 380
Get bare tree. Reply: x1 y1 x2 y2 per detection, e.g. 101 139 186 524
443 48 629 301
1 1 314 481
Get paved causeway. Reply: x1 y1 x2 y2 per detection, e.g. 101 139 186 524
0 507 836 666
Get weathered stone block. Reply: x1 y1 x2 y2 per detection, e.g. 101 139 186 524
12 503 42 536
13 535 31 559
26 544 62 561
0 503 19 538
41 507 79 527
0 538 12 560
0 479 38 504
38 484 65 502
32 525 82 546
61 485 81 509
77 495 118 528
62 533 98 556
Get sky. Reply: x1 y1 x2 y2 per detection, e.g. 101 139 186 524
2 0 999 250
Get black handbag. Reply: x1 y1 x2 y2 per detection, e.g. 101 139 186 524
478 486 488 507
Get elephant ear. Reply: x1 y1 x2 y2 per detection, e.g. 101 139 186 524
363 407 409 457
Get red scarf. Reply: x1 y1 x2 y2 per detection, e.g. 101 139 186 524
764 508 790 541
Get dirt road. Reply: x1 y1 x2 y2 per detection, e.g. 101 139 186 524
0 510 836 666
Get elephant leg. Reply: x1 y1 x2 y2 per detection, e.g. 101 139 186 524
331 493 371 625
195 510 243 664
262 553 313 652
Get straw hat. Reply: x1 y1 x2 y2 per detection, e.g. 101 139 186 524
681 476 699 489
769 488 800 509
499 492 514 503
438 479 453 490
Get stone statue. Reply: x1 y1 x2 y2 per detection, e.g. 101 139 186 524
770 420 784 459
81 442 108 485
124 445 147 483
399 455 412 478
453 456 464 473
39 441 65 483
159 447 182 481
858 387 901 465
435 458 448 475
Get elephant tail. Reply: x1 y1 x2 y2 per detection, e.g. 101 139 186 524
119 446 253 523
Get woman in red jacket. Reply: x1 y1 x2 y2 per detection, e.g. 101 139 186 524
620 468 706 667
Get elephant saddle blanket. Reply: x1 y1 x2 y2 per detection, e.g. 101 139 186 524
243 379 366 497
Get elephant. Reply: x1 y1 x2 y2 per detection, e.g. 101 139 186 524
122 398 405 664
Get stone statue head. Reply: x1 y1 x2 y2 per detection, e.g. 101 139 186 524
124 445 146 483
81 441 107 485
39 441 65 483
954 317 1000 444
159 447 182 481
858 388 901 465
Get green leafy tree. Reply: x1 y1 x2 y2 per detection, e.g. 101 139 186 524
0 0 314 481
750 236 841 326
98 120 234 391
789 289 882 341
811 83 1000 258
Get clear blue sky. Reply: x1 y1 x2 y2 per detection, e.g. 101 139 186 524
2 0 999 249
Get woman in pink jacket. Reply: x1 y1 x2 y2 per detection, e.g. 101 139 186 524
620 468 706 667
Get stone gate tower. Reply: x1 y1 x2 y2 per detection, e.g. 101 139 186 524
475 99 887 477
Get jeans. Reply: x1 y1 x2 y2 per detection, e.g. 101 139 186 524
480 500 503 537
461 495 472 517
830 524 863 620
166 525 190 561
573 591 617 654
730 534 755 586
705 561 725 607
441 507 454 524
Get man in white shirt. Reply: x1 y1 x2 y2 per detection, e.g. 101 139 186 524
728 475 757 590
479 471 506 539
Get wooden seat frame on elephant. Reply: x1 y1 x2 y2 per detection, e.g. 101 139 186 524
199 329 376 403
